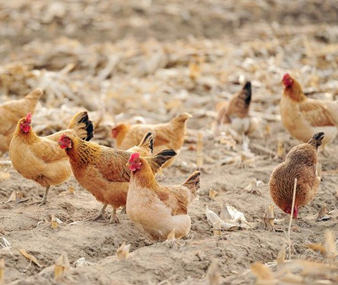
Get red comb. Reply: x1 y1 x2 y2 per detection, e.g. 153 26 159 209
283 73 291 80
59 133 68 141
26 113 32 123
129 153 140 162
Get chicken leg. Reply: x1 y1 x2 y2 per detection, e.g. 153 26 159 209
40 185 50 205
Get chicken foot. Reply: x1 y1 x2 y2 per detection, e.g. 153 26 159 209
92 204 121 223
39 185 50 205
109 208 120 224
93 204 108 221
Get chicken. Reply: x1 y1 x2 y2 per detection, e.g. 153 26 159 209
269 132 324 218
9 111 94 204
213 82 258 139
0 88 43 156
280 73 338 149
111 113 191 167
91 131 154 222
127 152 200 240
58 132 176 223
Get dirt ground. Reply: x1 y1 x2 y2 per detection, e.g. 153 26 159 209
1 1 338 284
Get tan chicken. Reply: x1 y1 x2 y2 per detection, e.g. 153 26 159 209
9 111 94 204
127 152 200 240
213 82 257 139
269 132 324 218
0 88 43 156
111 113 191 167
58 132 176 223
280 73 338 148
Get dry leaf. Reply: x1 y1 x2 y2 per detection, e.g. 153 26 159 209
0 172 10 182
68 186 75 194
166 228 176 242
206 206 222 225
5 191 17 203
316 206 330 221
209 189 218 199
19 249 42 268
73 257 93 268
250 262 275 283
306 243 326 257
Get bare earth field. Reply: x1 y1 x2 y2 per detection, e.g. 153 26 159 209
0 1 338 284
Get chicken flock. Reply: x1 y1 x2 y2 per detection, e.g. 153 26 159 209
0 73 334 240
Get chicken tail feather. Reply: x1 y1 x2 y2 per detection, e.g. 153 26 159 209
308 132 325 149
25 88 44 100
242 81 252 106
138 132 154 154
68 111 94 141
148 149 177 171
183 170 200 197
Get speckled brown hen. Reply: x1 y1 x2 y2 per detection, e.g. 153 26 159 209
58 132 176 223
213 82 258 139
269 132 324 218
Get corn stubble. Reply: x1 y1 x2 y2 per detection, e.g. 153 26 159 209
251 230 338 284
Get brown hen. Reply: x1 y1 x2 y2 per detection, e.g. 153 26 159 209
269 132 324 218
58 132 176 223
213 82 257 139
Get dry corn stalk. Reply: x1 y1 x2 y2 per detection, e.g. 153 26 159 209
116 242 130 261
213 220 222 236
287 178 297 260
54 252 70 280
207 260 220 285
196 132 203 168
276 137 285 159
0 259 4 285
324 230 338 261
51 214 58 229
263 205 275 231
276 244 286 266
